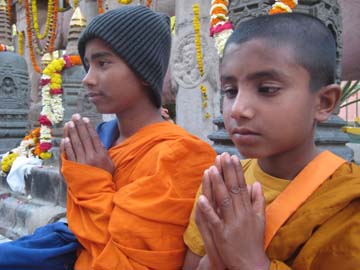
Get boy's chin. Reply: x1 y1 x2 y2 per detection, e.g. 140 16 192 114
237 147 264 159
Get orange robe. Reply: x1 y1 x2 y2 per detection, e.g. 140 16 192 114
184 153 360 270
61 121 216 270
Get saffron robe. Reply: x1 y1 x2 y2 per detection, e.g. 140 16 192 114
183 152 360 270
61 121 217 270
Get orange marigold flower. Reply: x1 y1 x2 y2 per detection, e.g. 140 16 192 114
281 0 297 9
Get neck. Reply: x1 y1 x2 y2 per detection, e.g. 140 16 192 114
258 140 320 180
115 104 164 144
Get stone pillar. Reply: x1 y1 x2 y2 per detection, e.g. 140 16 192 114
172 0 221 141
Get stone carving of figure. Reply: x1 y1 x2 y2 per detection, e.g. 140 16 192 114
0 77 17 98
173 42 201 86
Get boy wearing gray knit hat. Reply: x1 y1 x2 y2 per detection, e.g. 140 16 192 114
78 5 171 108
60 5 216 270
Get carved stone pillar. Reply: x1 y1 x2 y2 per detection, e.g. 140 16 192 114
172 0 221 141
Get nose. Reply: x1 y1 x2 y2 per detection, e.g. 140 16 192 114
230 91 255 120
82 66 96 88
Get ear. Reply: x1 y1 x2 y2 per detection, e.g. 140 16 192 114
315 84 341 122
141 80 150 87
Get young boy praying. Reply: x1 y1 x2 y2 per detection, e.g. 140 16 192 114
60 6 216 269
183 13 360 270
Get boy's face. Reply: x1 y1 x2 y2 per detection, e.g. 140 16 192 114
82 39 148 114
221 39 318 159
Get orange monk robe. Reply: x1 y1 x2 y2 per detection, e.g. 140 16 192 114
61 121 217 270
184 156 360 270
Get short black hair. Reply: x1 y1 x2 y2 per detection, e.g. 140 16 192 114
224 13 337 91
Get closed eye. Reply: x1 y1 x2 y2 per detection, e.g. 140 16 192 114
258 86 280 95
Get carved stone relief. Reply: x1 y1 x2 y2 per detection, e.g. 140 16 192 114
173 33 211 89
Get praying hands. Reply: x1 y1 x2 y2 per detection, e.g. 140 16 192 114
60 113 114 175
195 153 270 270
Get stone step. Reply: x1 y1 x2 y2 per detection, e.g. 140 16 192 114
0 166 67 240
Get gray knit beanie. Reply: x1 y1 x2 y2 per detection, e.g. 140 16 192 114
78 6 171 108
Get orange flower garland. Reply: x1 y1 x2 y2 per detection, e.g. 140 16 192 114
24 0 41 73
269 0 298 14
0 44 14 52
7 0 12 24
146 0 152 8
209 0 233 57
0 127 40 174
98 0 104 14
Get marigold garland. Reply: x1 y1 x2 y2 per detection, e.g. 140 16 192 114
118 0 132 4
210 0 298 57
0 55 82 174
98 0 104 14
24 0 41 73
31 0 54 40
48 0 59 53
193 4 211 119
29 0 58 56
17 31 24 55
1 153 18 174
209 0 233 57
7 0 12 24
146 0 152 8
38 55 82 159
0 44 14 52
0 127 40 174
269 0 298 15
72 0 79 8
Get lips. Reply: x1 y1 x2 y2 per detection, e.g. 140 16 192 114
231 127 260 144
87 92 103 103
232 127 259 136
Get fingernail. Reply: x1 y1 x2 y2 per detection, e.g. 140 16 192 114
72 113 81 120
68 121 74 128
231 155 239 163
199 195 207 205
64 137 70 143
83 117 90 123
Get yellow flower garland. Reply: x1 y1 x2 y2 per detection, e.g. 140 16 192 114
31 0 54 40
1 153 18 174
118 0 132 4
18 31 24 56
193 4 211 119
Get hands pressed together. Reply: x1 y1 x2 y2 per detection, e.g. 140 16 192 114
195 153 270 270
60 114 114 175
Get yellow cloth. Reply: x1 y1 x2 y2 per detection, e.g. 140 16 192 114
183 159 290 256
183 158 360 270
61 121 217 270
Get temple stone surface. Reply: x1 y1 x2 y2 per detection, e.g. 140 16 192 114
172 0 221 141
0 0 30 154
0 53 30 154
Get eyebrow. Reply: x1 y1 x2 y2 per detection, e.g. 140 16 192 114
83 51 114 64
246 70 288 81
221 70 289 82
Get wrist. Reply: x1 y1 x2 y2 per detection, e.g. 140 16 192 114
229 256 270 270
